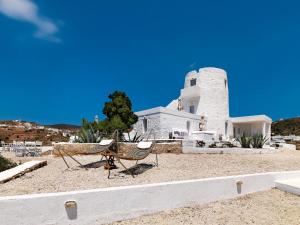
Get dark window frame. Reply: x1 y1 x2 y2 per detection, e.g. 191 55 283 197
190 78 197 86
189 105 195 114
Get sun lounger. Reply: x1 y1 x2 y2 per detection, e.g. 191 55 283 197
59 130 119 169
107 140 157 178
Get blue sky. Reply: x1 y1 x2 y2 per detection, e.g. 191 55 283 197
0 0 300 125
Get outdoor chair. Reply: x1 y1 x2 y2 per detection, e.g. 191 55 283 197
13 145 28 157
13 145 41 157
59 130 118 170
106 130 158 178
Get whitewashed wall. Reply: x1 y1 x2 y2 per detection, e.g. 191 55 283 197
197 68 229 136
134 107 200 139
232 122 271 141
159 112 200 138
134 112 162 138
1 171 300 225
181 68 229 136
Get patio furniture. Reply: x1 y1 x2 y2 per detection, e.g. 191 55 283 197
105 129 157 178
35 141 43 147
12 145 41 157
13 145 28 157
59 130 119 170
1 142 12 152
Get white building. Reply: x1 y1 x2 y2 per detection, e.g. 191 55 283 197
134 67 272 141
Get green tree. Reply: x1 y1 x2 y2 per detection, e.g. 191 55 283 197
78 91 138 140
102 91 138 132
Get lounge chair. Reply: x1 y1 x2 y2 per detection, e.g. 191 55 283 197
13 145 27 157
107 140 157 178
59 130 119 169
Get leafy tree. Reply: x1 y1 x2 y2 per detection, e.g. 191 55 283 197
102 91 138 132
78 91 138 142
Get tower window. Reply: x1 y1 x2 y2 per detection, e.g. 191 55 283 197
186 121 191 134
190 78 197 86
189 105 195 114
224 79 227 88
142 118 148 133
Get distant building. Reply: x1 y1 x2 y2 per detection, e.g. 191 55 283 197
134 67 272 140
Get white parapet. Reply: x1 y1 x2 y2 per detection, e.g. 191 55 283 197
1 170 300 225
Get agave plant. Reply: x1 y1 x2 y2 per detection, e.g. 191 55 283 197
251 134 268 149
122 132 143 143
75 124 102 143
237 133 252 148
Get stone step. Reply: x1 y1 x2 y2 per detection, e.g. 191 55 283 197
275 178 300 196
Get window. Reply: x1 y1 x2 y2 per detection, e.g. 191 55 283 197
142 118 148 133
225 121 228 136
190 78 197 86
186 121 191 134
189 105 195 114
224 79 227 88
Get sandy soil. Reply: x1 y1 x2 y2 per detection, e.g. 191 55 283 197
109 189 300 225
1 150 300 196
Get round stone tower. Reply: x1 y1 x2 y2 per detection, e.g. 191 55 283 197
180 67 229 136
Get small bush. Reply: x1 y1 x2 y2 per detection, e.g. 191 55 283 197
122 132 143 143
252 134 268 148
209 143 217 148
237 133 252 148
0 155 17 172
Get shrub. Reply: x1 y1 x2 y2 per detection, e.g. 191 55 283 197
209 143 217 148
75 119 103 143
0 155 17 172
252 134 268 148
237 133 252 148
122 132 143 143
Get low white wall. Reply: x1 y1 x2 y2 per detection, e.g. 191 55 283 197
275 179 300 196
1 171 300 225
182 147 282 154
279 143 297 151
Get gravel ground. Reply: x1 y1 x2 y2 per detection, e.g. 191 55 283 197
109 189 300 225
1 150 300 196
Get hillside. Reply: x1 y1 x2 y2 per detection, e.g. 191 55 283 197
272 117 300 136
0 120 80 145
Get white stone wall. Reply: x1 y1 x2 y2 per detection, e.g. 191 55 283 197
198 68 229 136
135 67 272 140
181 68 229 136
134 108 201 139
232 122 272 142
160 113 200 138
2 171 300 225
134 113 162 139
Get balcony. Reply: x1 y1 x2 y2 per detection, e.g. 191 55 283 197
180 86 201 99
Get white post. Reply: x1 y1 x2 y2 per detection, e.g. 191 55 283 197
262 122 266 137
